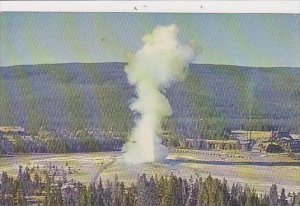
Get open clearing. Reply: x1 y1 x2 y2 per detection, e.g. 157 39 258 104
0 151 299 194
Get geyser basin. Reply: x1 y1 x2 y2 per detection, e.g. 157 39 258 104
124 135 168 164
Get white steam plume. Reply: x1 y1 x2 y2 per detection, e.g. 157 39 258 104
123 24 195 164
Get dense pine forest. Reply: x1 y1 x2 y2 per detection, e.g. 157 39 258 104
0 63 300 139
0 131 123 157
1 165 299 206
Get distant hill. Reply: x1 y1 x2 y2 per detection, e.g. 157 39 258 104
0 62 299 136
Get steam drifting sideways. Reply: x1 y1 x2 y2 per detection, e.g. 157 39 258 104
123 24 195 164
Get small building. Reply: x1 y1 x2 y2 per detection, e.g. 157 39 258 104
0 126 25 133
16 131 32 141
270 130 293 141
0 131 5 138
183 138 238 150
238 140 253 151
288 140 300 153
0 137 14 155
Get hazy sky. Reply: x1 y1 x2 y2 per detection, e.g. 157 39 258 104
1 13 299 67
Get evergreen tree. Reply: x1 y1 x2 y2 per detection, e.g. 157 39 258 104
261 193 270 206
112 175 124 206
182 178 189 205
137 174 149 206
125 183 137 206
201 185 209 206
96 178 105 206
104 180 113 206
220 178 230 206
229 183 238 206
245 188 260 206
296 194 300 206
148 176 159 206
186 176 198 206
269 184 278 206
88 183 97 206
279 188 288 206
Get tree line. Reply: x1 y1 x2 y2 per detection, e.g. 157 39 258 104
1 165 299 206
0 134 123 157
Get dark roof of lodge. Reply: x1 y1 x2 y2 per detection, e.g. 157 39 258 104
16 131 31 136
185 138 237 144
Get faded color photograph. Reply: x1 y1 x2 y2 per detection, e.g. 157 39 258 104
0 12 300 206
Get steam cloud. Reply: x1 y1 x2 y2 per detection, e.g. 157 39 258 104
123 24 195 164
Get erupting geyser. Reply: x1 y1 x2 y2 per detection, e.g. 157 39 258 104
123 24 195 164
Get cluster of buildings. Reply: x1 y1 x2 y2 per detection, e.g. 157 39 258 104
233 130 300 153
182 138 240 150
1 125 300 154
269 131 300 153
0 126 32 140
0 126 125 142
175 129 300 154
0 126 34 156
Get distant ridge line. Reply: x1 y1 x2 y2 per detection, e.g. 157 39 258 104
1 62 299 69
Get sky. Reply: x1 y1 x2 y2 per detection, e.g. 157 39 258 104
1 13 299 67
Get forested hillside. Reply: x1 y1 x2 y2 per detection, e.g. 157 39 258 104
0 63 299 136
